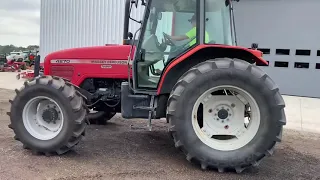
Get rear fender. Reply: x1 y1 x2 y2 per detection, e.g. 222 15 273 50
157 45 267 95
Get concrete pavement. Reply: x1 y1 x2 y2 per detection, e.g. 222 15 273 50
284 95 320 133
0 72 26 91
0 72 319 134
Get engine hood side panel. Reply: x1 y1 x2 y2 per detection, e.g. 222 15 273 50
43 45 135 85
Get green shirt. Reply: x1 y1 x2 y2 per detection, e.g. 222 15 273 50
185 27 210 46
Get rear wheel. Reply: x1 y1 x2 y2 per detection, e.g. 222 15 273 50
7 76 87 155
167 58 286 173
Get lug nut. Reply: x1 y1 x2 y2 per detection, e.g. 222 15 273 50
227 109 229 111
217 118 219 121
208 109 212 113
231 104 235 108
222 120 224 123
224 125 229 129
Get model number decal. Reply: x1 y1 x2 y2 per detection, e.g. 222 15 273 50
51 59 127 65
54 60 71 63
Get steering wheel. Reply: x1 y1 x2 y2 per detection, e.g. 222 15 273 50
163 32 176 46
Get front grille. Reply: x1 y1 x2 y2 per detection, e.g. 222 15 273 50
51 66 74 81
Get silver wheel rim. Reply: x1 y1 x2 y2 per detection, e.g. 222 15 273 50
191 85 261 151
22 96 64 140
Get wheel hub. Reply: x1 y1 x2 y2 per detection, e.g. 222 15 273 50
42 107 59 124
212 105 233 123
217 108 229 119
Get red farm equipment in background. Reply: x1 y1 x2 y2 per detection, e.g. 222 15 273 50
0 54 26 72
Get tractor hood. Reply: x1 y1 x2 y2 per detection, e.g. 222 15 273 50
44 45 135 62
42 45 136 84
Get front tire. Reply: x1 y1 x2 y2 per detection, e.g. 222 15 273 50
8 76 87 155
167 58 286 173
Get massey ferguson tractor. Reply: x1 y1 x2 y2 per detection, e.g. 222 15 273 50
7 0 286 173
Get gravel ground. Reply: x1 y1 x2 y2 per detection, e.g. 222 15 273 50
0 88 320 180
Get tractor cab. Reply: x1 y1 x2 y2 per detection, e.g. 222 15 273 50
127 0 236 89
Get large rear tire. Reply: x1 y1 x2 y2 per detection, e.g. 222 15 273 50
167 58 286 173
7 76 87 156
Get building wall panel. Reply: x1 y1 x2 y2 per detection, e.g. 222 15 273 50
233 0 320 98
40 0 144 61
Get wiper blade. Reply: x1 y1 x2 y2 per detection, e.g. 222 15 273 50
130 17 142 24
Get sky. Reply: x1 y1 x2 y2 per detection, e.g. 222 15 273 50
0 0 40 47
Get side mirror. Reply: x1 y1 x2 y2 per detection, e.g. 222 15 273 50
123 32 134 45
128 32 133 40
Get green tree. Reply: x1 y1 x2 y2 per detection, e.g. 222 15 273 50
0 45 39 55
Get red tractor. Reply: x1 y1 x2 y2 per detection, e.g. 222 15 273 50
7 0 286 173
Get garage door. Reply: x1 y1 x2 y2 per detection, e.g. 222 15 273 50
233 0 320 98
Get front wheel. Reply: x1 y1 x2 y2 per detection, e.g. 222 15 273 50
167 58 286 173
8 76 87 156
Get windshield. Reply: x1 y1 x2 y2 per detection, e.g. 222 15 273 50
139 0 234 46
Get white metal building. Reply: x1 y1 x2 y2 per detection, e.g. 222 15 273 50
40 0 145 62
40 0 320 98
